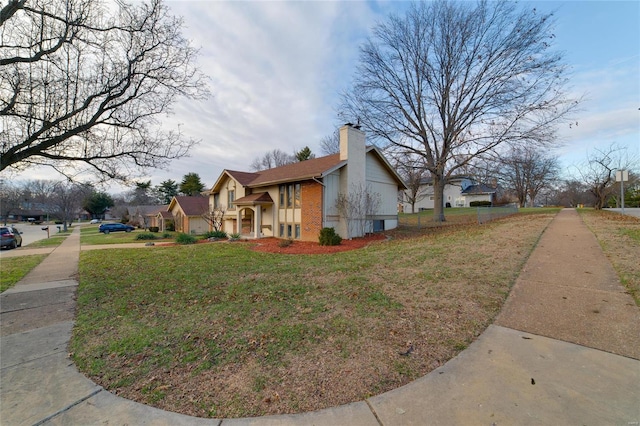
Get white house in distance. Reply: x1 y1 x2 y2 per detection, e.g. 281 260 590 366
401 176 497 212
207 124 407 241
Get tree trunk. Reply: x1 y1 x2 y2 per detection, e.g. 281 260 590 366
432 174 446 223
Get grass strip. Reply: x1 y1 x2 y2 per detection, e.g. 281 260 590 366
578 208 640 305
0 254 48 292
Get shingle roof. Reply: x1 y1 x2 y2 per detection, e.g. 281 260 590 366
210 148 406 193
234 192 274 205
461 184 496 195
247 154 343 187
171 196 208 216
226 170 261 186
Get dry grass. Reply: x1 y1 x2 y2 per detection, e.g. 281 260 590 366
72 212 556 418
578 209 640 305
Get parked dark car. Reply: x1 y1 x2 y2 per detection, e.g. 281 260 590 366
0 226 23 249
98 223 135 234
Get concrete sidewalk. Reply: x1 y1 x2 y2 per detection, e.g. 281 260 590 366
1 209 639 425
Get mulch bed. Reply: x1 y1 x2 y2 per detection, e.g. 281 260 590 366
249 233 387 254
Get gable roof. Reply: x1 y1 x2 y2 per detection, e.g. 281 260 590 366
209 148 406 192
168 196 208 216
461 184 497 195
234 192 274 205
249 154 342 187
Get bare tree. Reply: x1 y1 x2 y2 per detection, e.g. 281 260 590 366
498 145 559 207
340 0 578 222
336 182 381 238
250 149 295 171
49 181 92 230
202 205 226 232
392 152 429 213
319 129 340 155
576 143 636 209
0 178 22 224
0 0 209 180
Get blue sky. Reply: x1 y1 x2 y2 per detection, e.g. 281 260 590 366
17 0 640 189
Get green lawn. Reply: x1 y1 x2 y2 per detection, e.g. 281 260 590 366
25 231 71 248
72 210 559 418
0 254 48 292
80 225 178 245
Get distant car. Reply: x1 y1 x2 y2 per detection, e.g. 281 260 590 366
90 219 101 224
98 223 134 234
0 226 23 249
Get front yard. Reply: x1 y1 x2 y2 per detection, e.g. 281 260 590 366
71 211 558 418
80 225 178 245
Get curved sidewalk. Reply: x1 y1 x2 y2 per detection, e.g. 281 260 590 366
1 209 638 425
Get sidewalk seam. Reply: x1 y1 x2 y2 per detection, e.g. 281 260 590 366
1 299 73 314
365 399 384 426
0 348 68 371
32 387 103 426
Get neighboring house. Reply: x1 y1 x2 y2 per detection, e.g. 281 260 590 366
208 124 407 241
155 210 174 232
168 196 209 234
127 205 165 228
401 176 496 211
10 209 47 222
141 205 168 229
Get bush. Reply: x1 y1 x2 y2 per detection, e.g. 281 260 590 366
229 233 241 240
135 233 158 240
162 232 172 239
319 227 342 246
278 239 293 248
149 226 159 233
175 233 197 245
470 201 492 207
202 230 227 239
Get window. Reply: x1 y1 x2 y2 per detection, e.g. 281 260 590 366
287 184 294 208
279 186 285 208
213 193 220 208
294 183 301 208
287 224 293 238
228 190 235 209
295 224 300 239
279 223 285 237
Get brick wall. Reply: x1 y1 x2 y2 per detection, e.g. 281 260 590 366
300 181 323 241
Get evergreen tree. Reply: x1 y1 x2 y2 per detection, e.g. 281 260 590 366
156 180 179 204
180 173 206 196
295 146 315 162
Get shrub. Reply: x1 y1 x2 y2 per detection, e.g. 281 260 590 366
278 239 293 248
149 226 159 233
319 227 342 246
202 230 227 239
229 233 241 240
175 233 197 245
470 201 492 207
135 233 158 240
162 232 172 239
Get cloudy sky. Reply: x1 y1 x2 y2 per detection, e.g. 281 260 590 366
12 0 640 191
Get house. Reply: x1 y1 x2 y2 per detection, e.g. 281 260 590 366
155 210 174 232
208 124 407 241
401 176 496 212
168 196 209 234
129 205 167 229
